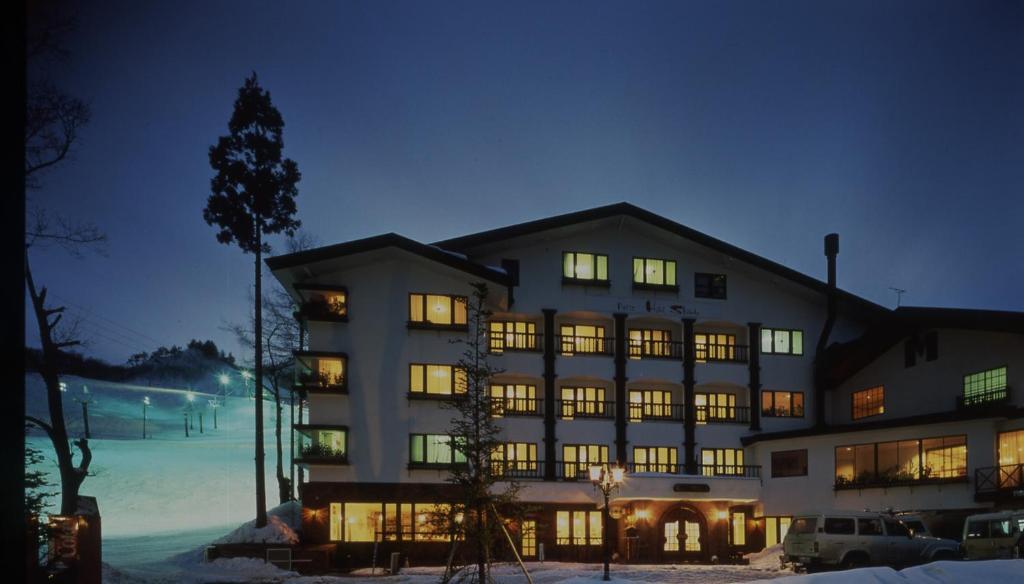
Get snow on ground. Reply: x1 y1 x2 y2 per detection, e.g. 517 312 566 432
213 501 302 545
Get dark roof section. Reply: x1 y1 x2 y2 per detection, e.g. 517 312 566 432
265 232 511 285
433 202 888 315
821 305 1024 389
742 403 1024 446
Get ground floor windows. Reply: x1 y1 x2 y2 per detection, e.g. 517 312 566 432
556 510 602 545
633 446 678 473
409 434 466 467
663 519 701 552
701 448 745 475
326 502 455 543
563 444 609 479
730 511 746 546
763 516 792 547
834 435 967 488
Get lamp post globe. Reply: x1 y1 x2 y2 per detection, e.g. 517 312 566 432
590 464 625 581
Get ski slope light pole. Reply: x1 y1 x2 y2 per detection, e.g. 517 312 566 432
240 369 253 398
218 372 231 405
589 464 625 582
209 398 221 429
76 385 95 439
142 396 150 439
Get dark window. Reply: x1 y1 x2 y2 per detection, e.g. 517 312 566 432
905 332 939 367
858 518 884 536
771 450 808 477
694 273 727 299
824 518 856 535
965 520 989 539
884 519 910 537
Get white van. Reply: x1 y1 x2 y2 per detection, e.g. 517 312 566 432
784 511 960 571
961 510 1024 559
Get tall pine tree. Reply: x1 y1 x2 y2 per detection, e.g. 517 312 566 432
204 73 300 527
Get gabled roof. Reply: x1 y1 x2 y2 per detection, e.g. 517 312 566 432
821 306 1024 389
433 202 888 315
265 232 511 285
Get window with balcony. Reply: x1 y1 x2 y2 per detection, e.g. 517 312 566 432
297 428 349 462
295 353 347 392
560 386 608 419
628 389 673 421
701 448 745 476
490 383 539 416
628 328 676 359
962 366 1008 407
695 392 736 423
409 434 466 468
695 333 737 362
408 293 467 328
834 435 967 488
489 321 539 353
562 444 609 479
851 386 884 420
694 273 727 299
760 328 804 355
761 391 804 417
562 251 609 284
633 257 677 289
409 364 467 397
491 442 538 476
560 324 609 355
633 446 678 473
771 449 807 477
556 510 602 545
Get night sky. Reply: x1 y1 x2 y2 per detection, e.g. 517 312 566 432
28 0 1023 364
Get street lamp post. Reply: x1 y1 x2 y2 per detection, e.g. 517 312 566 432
589 464 625 582
209 398 221 429
142 396 150 439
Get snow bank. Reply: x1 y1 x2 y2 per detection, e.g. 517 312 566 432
757 559 1024 583
213 500 301 545
745 543 785 571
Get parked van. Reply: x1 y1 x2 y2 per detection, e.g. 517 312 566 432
961 510 1024 559
784 511 960 571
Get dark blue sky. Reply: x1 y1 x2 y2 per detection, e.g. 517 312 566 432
29 0 1024 363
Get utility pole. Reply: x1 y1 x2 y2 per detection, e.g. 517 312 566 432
184 412 190 437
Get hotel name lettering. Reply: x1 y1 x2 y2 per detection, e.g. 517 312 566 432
615 300 699 317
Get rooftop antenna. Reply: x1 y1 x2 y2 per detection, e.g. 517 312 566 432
888 287 907 307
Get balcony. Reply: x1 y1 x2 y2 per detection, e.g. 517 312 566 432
833 470 969 491
488 331 543 354
557 400 615 420
627 402 684 422
695 405 750 424
490 397 543 417
695 343 749 364
624 462 762 479
486 461 762 481
490 461 544 480
957 386 1011 409
294 443 349 467
627 339 683 360
558 335 614 356
975 463 1024 501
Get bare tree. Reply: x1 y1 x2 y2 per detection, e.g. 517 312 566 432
24 2 104 516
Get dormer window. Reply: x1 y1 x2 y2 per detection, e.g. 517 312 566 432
408 293 467 329
562 252 609 285
633 257 677 290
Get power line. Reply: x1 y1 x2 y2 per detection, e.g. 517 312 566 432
50 293 164 346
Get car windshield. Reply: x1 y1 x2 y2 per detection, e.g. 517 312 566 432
903 520 925 534
790 517 817 535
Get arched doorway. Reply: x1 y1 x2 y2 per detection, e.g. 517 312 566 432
657 504 709 563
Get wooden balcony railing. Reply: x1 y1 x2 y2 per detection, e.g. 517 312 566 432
488 332 543 354
627 402 685 422
557 335 615 356
695 343 749 363
976 463 1024 495
957 386 1011 409
695 405 750 424
489 397 543 417
557 400 615 419
627 339 683 360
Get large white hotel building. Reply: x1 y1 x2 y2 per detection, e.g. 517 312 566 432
267 203 1023 567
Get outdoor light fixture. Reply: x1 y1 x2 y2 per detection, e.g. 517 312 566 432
717 510 728 521
186 391 195 402
217 373 230 386
590 464 625 582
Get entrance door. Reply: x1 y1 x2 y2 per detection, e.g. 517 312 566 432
659 506 708 562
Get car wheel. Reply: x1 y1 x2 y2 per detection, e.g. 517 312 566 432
840 554 869 570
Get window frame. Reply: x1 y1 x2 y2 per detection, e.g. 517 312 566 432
488 320 540 353
833 434 968 489
851 385 885 420
408 363 468 398
632 445 679 473
562 251 610 285
770 449 808 478
694 272 727 299
408 433 467 468
407 292 468 330
961 365 1009 406
632 256 678 290
760 327 804 356
761 390 805 418
700 447 745 476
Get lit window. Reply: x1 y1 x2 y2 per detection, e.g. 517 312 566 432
344 502 383 542
694 273 727 299
633 257 677 287
409 364 467 396
491 442 538 475
962 366 1008 406
852 386 884 420
731 511 746 546
489 321 538 353
521 520 537 557
304 289 348 319
628 389 673 421
633 446 678 473
701 448 744 476
562 444 609 479
413 503 451 541
694 333 736 361
409 434 466 466
764 516 792 546
408 293 467 327
310 430 347 459
316 358 345 387
761 391 804 417
999 430 1024 467
760 328 804 356
834 435 966 487
560 324 608 355
329 503 343 541
560 386 607 419
490 384 537 416
695 392 736 423
628 329 674 358
563 252 609 283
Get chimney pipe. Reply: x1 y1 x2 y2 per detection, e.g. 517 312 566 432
815 233 840 428
825 233 839 289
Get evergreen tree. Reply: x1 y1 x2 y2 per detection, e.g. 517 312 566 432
203 72 301 527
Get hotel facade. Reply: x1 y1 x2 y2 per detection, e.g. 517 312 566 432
267 203 1024 567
